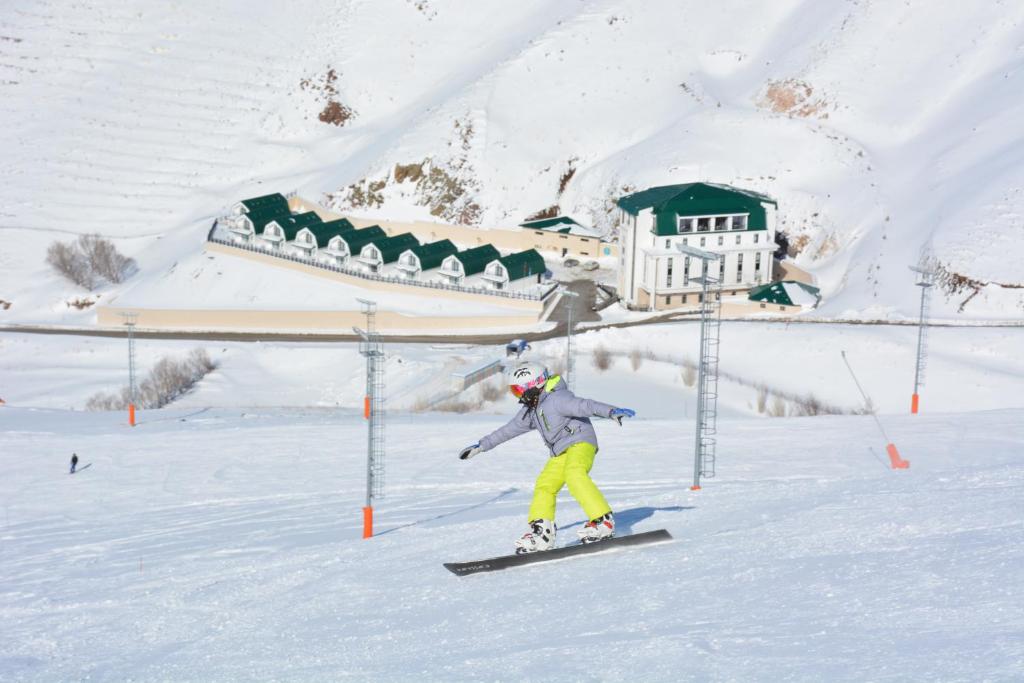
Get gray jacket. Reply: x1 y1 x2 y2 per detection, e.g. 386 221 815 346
478 375 618 457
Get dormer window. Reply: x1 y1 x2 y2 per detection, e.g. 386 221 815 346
678 217 694 233
732 215 748 231
697 218 711 232
714 216 728 231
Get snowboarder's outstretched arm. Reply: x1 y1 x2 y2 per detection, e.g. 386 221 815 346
555 391 636 425
478 408 534 452
557 392 619 419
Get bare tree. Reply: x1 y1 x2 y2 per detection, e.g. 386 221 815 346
46 242 95 289
85 348 217 410
592 345 613 371
46 234 136 288
756 386 769 414
78 234 136 283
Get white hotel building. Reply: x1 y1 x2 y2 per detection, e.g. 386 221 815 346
615 182 779 310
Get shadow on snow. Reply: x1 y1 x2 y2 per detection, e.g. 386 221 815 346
376 487 520 536
559 505 693 535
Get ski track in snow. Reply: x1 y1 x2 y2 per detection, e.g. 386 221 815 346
1 407 1022 681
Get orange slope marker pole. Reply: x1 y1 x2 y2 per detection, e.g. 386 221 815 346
886 443 910 469
841 351 910 470
911 393 920 414
129 403 136 427
362 395 373 537
363 506 373 539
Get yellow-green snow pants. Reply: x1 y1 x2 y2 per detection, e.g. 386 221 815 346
528 442 611 522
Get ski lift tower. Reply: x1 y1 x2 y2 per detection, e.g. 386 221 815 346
119 311 138 427
909 258 937 414
676 244 725 490
354 298 386 539
561 287 580 390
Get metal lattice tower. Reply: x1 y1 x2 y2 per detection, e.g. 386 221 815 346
355 299 385 507
677 245 724 489
120 312 138 425
561 288 580 390
909 253 937 414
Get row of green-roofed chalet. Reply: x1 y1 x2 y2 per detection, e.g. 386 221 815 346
439 245 501 284
482 249 546 288
292 218 357 253
396 240 459 277
260 212 323 245
237 193 290 217
217 193 549 293
356 232 419 273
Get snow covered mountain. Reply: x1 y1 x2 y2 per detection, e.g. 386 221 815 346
2 0 1023 323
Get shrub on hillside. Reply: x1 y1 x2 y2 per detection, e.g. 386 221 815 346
47 234 136 290
592 345 613 371
46 241 94 289
85 349 216 411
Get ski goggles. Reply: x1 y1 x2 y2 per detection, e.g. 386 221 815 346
510 374 547 398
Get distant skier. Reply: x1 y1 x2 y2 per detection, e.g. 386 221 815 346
459 361 635 554
70 453 78 474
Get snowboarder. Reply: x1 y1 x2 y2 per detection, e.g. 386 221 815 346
69 453 78 474
459 361 635 554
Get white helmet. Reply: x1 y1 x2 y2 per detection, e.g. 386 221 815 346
508 361 549 399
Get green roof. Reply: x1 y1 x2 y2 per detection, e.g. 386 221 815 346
617 182 777 236
240 193 289 216
450 244 501 276
405 239 458 270
338 225 387 254
321 218 356 233
368 232 420 263
298 218 356 246
498 249 546 281
519 216 580 232
265 211 322 240
748 281 820 306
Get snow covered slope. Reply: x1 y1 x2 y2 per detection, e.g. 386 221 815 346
2 406 1022 680
2 1 1023 324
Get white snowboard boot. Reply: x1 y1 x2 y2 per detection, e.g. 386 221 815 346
515 519 556 554
577 512 615 544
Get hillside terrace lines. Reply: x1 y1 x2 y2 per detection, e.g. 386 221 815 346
60 134 240 164
45 157 240 182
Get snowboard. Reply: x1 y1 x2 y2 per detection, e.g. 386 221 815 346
444 528 673 576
